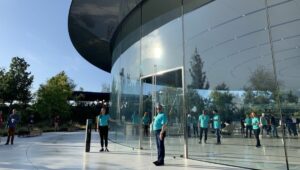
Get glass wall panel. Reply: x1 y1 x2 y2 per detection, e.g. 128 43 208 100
183 0 287 169
268 0 300 169
141 0 183 76
140 0 185 157
110 39 141 149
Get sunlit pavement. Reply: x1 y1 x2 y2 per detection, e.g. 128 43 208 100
0 131 241 170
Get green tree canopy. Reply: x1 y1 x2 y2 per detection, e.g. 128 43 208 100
188 48 209 89
35 71 75 121
0 57 34 108
210 83 235 121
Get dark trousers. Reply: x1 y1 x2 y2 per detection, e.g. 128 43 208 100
199 127 208 142
271 125 278 137
155 130 166 164
253 128 261 147
245 125 252 137
98 126 108 148
143 124 149 137
215 128 221 143
6 128 15 144
193 125 199 137
261 125 269 135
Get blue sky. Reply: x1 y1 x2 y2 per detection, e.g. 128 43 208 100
0 0 111 92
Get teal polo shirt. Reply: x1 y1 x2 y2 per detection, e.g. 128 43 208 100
213 114 221 129
153 112 167 131
245 117 252 126
260 117 267 125
252 117 260 130
199 114 209 128
142 115 150 125
97 114 110 126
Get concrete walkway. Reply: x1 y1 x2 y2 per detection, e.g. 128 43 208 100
0 131 240 170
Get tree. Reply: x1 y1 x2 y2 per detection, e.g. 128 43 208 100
188 48 209 89
215 82 229 91
0 68 6 103
210 83 235 121
243 66 277 106
1 57 34 109
35 71 75 122
248 65 277 92
286 90 298 104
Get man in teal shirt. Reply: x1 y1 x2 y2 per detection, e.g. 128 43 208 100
153 104 167 166
198 110 209 144
213 109 221 144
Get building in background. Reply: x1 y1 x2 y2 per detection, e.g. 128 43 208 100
68 0 300 169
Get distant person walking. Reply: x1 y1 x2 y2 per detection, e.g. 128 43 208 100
251 112 261 147
96 107 116 152
260 113 268 136
245 114 252 138
213 109 221 144
5 109 19 145
240 116 245 136
54 115 60 131
28 114 34 131
152 104 167 166
198 110 209 144
0 110 3 143
142 112 150 137
270 114 279 138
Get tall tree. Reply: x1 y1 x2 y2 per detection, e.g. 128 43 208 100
3 57 34 108
188 48 209 89
35 71 75 121
243 66 277 106
210 83 235 121
0 68 6 104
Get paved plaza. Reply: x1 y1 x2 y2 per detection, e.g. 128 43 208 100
0 131 299 170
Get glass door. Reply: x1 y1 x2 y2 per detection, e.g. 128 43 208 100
139 67 185 157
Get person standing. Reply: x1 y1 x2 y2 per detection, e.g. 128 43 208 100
245 114 252 138
240 116 245 136
5 109 19 145
251 112 261 147
152 104 167 166
270 114 279 138
198 110 209 144
260 113 268 136
96 107 116 152
187 114 193 137
0 110 3 143
213 109 221 144
28 114 34 131
54 115 60 131
192 115 199 137
142 112 150 137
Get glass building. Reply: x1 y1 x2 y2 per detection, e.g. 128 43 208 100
69 0 300 169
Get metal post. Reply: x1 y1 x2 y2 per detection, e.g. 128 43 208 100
264 0 289 169
85 119 92 152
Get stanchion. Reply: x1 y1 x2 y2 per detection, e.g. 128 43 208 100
85 119 92 152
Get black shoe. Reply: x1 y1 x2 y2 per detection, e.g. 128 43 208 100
105 148 109 152
216 142 221 145
5 143 9 145
154 161 164 166
256 145 261 148
204 140 207 144
99 148 104 152
199 141 202 144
